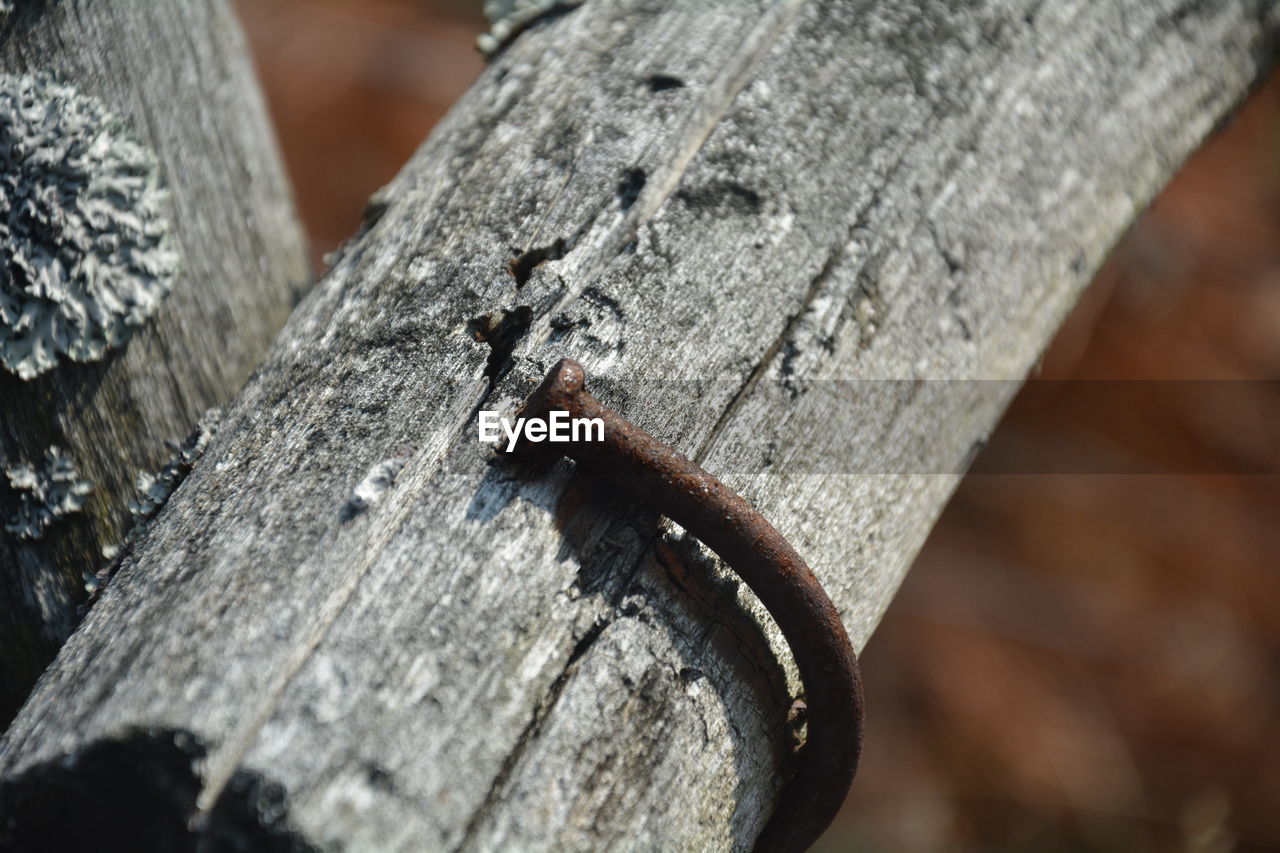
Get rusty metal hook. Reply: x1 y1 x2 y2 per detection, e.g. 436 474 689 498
514 358 863 853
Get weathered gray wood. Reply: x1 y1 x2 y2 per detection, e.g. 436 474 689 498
0 0 309 719
2 1 1276 850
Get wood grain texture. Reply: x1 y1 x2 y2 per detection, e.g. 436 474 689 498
2 1 1277 850
0 0 309 719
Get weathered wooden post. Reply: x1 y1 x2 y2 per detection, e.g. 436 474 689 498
0 0 310 721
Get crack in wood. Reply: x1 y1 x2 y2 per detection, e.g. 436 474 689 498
451 616 611 852
531 0 810 347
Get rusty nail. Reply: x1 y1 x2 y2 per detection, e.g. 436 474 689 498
514 358 864 853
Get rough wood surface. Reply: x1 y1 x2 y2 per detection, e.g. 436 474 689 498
0 0 309 719
3 1 1277 850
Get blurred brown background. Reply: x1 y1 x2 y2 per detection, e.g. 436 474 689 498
234 3 1280 850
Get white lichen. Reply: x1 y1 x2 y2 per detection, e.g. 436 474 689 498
4 446 93 540
128 407 221 523
0 72 179 379
346 453 411 517
478 0 583 55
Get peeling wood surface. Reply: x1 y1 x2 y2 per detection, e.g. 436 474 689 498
3 1 1278 850
0 0 310 719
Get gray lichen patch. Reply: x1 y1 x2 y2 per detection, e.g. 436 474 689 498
4 446 93 540
87 409 221 598
128 408 221 523
478 0 583 55
0 72 179 379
